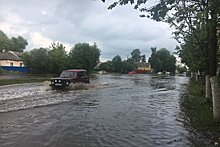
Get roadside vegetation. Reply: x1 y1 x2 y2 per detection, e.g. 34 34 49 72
22 42 100 74
148 47 176 74
99 48 177 74
0 67 3 74
183 79 214 128
181 79 220 145
103 0 220 122
0 29 100 74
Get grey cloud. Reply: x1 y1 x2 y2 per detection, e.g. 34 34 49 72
0 0 177 60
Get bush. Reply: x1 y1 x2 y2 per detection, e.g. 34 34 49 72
0 67 3 74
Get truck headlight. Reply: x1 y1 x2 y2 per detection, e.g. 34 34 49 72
55 80 57 82
59 80 61 82
66 81 69 85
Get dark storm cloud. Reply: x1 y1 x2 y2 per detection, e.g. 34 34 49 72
0 0 177 61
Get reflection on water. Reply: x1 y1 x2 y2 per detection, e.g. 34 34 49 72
0 74 217 146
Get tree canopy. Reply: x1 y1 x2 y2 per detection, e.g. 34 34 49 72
0 30 12 52
112 55 122 73
176 32 207 72
148 48 176 73
68 43 101 73
99 61 113 72
0 30 28 52
48 42 68 74
130 49 146 62
11 36 28 52
130 49 141 62
99 54 136 74
22 42 101 74
22 48 50 74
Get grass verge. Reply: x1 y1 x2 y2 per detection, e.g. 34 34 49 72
181 79 215 129
180 78 220 145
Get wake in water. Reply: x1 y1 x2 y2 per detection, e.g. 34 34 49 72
43 81 109 91
0 81 111 113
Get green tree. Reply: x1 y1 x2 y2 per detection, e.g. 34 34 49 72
99 61 112 72
0 30 12 52
69 43 100 73
149 48 176 73
176 65 187 74
141 55 146 62
176 34 206 73
11 36 28 52
48 42 68 74
148 47 157 69
130 49 141 62
112 55 122 73
121 60 136 74
99 58 136 74
0 30 28 52
22 48 50 73
167 54 176 73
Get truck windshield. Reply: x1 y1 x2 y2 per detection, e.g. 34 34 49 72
59 71 77 78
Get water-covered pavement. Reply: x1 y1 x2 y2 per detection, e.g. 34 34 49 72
0 74 215 146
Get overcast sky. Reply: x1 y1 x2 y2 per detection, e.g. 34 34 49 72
0 0 177 61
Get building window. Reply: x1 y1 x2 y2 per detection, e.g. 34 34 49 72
10 62 13 66
20 63 23 67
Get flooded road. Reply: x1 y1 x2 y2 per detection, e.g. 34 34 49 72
0 74 214 146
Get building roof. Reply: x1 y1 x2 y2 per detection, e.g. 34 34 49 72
13 51 24 57
0 51 22 61
134 62 150 67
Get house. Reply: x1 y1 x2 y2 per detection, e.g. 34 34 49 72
0 50 29 72
134 62 152 74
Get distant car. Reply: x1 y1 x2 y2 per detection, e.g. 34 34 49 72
128 71 136 74
50 69 90 89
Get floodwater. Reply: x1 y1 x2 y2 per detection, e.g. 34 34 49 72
0 74 216 146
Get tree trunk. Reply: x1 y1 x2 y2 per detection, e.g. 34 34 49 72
208 1 218 121
191 72 194 79
210 76 220 122
195 72 198 82
206 75 212 99
208 5 217 77
217 66 220 76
